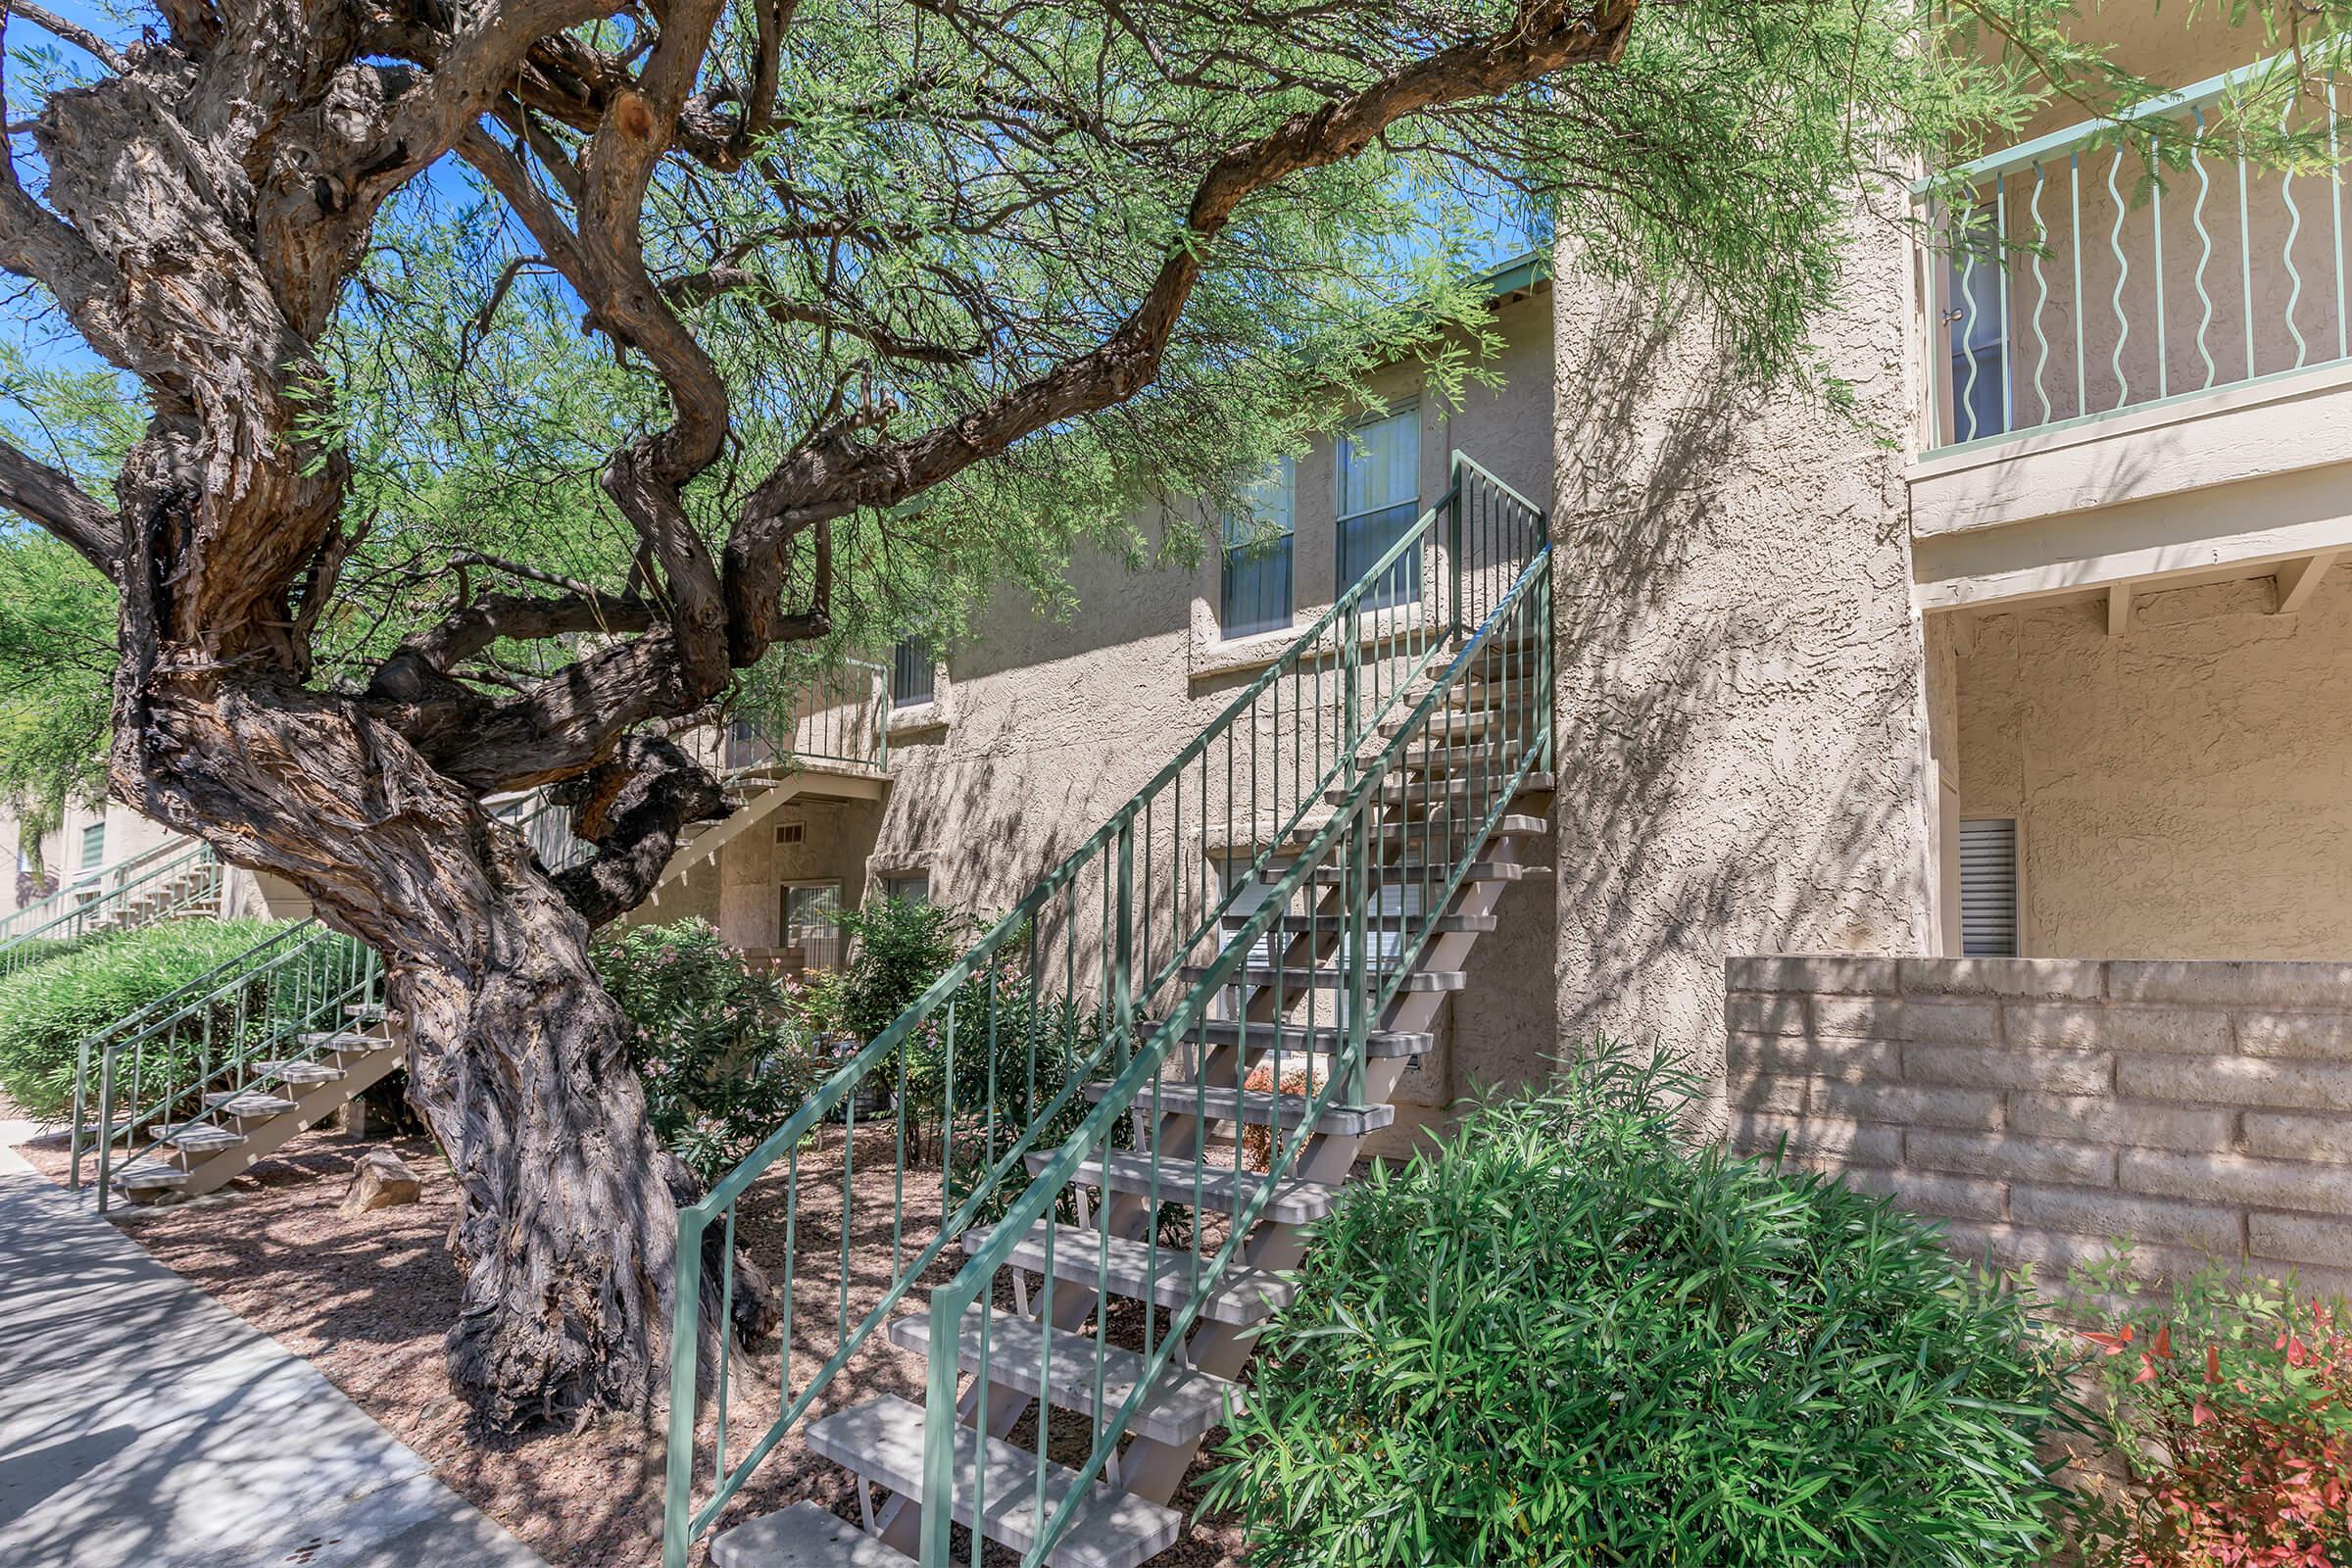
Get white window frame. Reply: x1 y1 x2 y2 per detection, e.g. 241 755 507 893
881 871 931 905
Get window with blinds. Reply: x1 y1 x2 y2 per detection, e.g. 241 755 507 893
1337 406 1420 610
1219 458 1295 640
1958 817 2019 957
891 638 935 709
79 820 106 870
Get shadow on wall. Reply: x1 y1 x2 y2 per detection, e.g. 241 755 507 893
1547 271 1936 1120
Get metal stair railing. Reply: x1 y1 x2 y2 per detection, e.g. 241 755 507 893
0 838 222 978
924 531 1550 1567
723 656 893 774
659 453 1545 1568
66 919 384 1211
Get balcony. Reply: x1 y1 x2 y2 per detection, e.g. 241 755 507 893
721 658 892 775
1909 48 2352 596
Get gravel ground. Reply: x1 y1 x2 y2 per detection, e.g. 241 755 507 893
5 1107 1250 1568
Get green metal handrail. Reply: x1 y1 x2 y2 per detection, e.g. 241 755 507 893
0 838 222 977
659 452 1545 1566
924 539 1552 1564
68 918 384 1210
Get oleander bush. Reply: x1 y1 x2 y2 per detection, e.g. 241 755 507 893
2068 1257 2352 1568
1203 1041 2076 1568
0 917 285 1117
591 918 830 1181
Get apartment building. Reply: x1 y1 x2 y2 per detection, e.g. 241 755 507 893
634 261 1560 1147
1604 11 2352 1292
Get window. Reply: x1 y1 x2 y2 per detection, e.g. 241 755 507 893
79 820 106 870
1219 459 1295 639
882 872 931 905
782 881 844 969
1337 406 1420 610
1958 818 2019 957
892 638 935 709
1946 213 2007 443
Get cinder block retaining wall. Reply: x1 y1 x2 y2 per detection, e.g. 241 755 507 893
1723 956 2352 1297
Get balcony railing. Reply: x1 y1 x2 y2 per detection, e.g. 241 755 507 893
721 657 891 773
1918 51 2351 454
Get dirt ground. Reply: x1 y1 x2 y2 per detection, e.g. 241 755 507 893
6 1110 1250 1568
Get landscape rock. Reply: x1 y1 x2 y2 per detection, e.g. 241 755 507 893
340 1148 421 1215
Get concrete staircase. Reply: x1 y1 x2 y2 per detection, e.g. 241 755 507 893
0 840 223 977
712 684 1552 1566
112 1004 403 1200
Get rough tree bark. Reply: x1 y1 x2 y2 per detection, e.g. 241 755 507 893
0 0 1637 1427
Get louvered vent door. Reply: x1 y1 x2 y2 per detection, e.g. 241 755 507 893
1959 817 2019 957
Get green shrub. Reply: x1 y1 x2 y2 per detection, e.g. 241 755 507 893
825 895 970 1043
0 917 287 1116
1203 1043 2074 1568
592 919 831 1181
2064 1255 2352 1567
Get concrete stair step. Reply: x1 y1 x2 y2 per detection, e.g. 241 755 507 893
111 1157 191 1191
200 1091 300 1117
1323 771 1553 807
807 1394 1181 1568
1261 858 1545 886
710 1502 910 1567
298 1030 385 1057
1178 963 1467 994
345 1003 387 1021
1209 911 1497 937
890 1307 1245 1446
147 1123 244 1154
257 1059 342 1087
1081 1080 1393 1137
1138 1017 1432 1058
964 1221 1294 1327
1024 1147 1339 1225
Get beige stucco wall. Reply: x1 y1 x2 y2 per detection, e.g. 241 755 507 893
1548 223 1941 1124
669 288 1561 1136
1951 561 2352 957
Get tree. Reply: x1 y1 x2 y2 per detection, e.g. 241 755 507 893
0 0 2204 1427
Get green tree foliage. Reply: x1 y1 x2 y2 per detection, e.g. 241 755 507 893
1204 1042 2075 1568
0 0 2232 819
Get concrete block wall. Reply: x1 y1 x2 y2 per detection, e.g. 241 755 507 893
1724 956 2352 1297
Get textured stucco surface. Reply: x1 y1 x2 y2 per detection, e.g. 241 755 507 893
1952 562 2352 957
1548 226 1939 1122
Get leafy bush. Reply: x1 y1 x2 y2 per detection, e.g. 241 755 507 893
592 919 831 1181
1203 1042 2073 1568
2069 1259 2352 1568
824 895 970 1043
0 917 286 1116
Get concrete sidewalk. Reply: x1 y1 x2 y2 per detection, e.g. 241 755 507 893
0 1129 548 1568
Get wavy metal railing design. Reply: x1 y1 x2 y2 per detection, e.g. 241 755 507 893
0 838 222 977
1920 44 2352 450
67 919 383 1212
660 454 1546 1566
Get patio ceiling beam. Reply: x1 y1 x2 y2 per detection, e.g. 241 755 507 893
2274 550 2342 614
2107 581 2133 637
